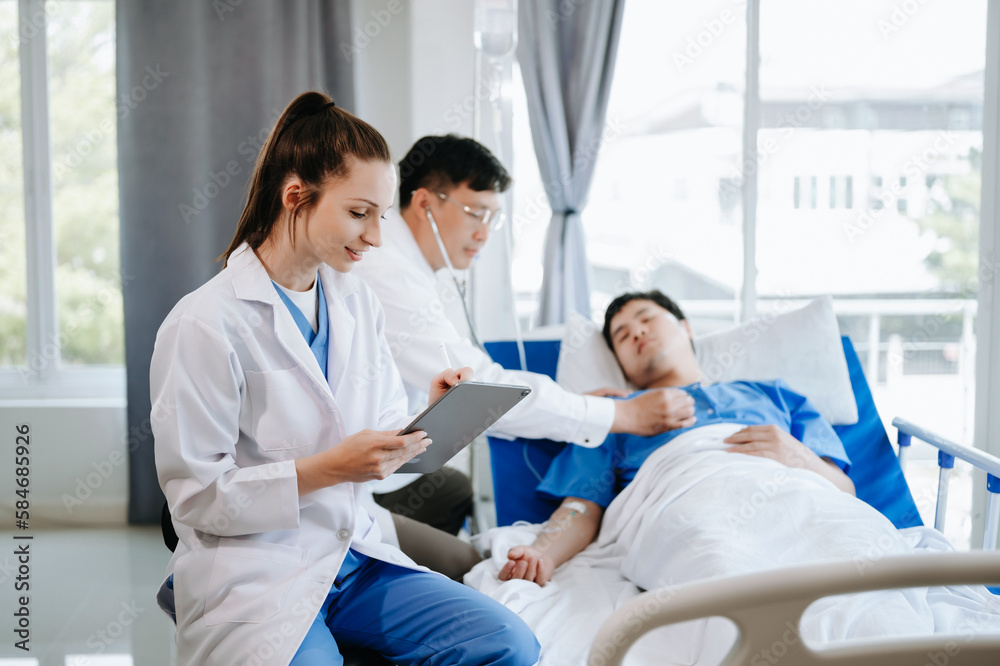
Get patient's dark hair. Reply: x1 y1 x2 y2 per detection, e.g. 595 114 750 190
397 134 511 209
602 290 688 350
221 91 391 264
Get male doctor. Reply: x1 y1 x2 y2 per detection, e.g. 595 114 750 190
355 135 696 531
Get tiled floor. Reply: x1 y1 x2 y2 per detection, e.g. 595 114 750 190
0 527 175 666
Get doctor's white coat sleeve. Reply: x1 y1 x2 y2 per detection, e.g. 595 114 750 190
151 315 301 537
376 279 616 447
370 289 415 433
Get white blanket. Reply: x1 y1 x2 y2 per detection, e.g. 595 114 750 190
466 423 1000 665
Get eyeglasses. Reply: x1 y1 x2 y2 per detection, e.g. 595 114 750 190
435 191 506 231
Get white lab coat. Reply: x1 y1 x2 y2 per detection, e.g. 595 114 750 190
151 244 424 666
354 213 616 466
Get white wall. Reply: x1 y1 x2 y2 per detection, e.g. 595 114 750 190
353 0 519 341
350 0 414 161
352 0 477 168
0 401 128 526
408 0 476 139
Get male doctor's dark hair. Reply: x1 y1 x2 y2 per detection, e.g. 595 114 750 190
397 134 511 210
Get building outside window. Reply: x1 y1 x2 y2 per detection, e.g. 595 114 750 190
509 0 989 548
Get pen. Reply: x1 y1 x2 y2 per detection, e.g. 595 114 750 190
439 343 453 369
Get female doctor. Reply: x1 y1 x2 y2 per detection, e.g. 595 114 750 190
150 92 539 666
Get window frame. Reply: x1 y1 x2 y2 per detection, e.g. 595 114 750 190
972 0 1000 541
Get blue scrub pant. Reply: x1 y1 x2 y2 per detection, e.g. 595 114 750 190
290 554 539 665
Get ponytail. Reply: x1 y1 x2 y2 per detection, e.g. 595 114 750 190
221 92 391 264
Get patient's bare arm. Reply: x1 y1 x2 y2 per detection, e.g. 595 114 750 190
723 424 856 495
498 497 604 586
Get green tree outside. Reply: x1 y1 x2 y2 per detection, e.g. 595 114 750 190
914 148 981 297
49 1 123 366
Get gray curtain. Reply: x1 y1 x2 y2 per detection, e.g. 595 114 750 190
518 0 625 324
118 1 354 524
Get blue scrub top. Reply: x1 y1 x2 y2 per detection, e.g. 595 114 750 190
272 277 330 373
273 276 365 583
537 380 851 508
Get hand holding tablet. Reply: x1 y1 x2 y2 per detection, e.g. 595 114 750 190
396 380 531 474
397 343 530 474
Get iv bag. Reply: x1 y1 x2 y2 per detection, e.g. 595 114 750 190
474 0 518 59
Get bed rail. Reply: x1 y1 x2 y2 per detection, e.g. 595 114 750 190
588 551 1000 666
892 417 1000 550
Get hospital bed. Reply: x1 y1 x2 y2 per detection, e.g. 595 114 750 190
482 323 1000 665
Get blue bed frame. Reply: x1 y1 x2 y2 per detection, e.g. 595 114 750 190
484 336 924 530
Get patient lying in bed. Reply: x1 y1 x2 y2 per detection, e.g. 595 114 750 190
499 289 856 587
494 290 1000 646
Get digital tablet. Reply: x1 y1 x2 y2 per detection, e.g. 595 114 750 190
395 381 531 474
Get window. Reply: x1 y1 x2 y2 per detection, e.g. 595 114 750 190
511 0 989 547
510 62 553 330
673 177 688 201
1 0 122 398
827 175 855 210
511 0 746 330
757 0 986 547
718 177 740 224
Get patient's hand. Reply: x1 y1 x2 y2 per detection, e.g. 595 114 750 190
499 545 556 586
724 425 814 468
724 425 855 495
611 388 697 436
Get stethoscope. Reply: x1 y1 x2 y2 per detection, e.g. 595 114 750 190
424 206 529 372
426 204 533 493
425 207 488 353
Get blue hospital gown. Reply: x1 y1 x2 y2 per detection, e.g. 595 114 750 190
537 380 851 508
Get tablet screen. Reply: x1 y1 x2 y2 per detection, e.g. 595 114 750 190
396 381 531 474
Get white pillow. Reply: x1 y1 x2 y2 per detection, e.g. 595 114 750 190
554 297 858 426
555 311 632 395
